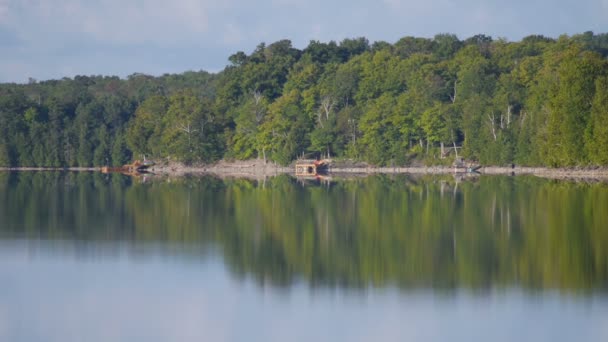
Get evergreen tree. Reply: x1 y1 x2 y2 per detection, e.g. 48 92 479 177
111 132 131 166
586 76 608 164
0 142 11 166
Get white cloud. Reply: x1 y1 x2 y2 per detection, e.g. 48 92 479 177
5 0 227 45
1 0 606 82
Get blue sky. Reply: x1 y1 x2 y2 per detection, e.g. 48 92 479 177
0 0 607 83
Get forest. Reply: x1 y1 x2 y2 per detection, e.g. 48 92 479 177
1 31 608 167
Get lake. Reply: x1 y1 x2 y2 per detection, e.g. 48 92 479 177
1 172 607 341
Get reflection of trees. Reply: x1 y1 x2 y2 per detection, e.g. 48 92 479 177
1 172 608 292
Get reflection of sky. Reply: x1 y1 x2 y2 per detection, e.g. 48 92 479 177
1 242 607 342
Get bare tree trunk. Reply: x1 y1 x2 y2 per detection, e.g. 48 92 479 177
253 90 262 104
450 81 457 104
316 111 324 128
487 113 497 141
440 142 445 158
253 90 265 124
520 111 527 128
320 96 334 121
177 122 199 152
315 96 335 129
349 118 356 145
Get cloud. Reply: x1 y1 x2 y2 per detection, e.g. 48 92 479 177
3 0 227 45
1 0 607 82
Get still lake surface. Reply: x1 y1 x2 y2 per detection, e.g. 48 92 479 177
1 172 608 341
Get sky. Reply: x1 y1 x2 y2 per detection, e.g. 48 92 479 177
0 0 607 83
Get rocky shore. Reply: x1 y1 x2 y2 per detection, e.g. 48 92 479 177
2 160 608 180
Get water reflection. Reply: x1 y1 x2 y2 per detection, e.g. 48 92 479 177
3 247 605 342
1 172 608 292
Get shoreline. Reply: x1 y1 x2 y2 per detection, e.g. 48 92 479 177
2 163 608 180
327 166 608 178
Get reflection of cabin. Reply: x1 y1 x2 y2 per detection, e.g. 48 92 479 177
295 159 329 177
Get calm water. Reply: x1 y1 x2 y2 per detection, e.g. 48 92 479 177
1 172 608 341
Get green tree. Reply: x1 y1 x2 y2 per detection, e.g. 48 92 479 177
420 103 447 154
231 91 269 159
358 94 401 165
126 95 168 158
258 90 310 165
586 76 608 164
93 126 111 166
0 142 11 166
544 47 604 166
111 132 131 166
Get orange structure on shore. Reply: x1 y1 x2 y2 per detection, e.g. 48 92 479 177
101 160 155 175
295 159 330 177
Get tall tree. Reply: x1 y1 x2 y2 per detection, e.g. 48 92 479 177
126 95 168 159
586 76 608 164
544 47 604 166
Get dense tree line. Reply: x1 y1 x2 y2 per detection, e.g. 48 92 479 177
1 32 608 167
